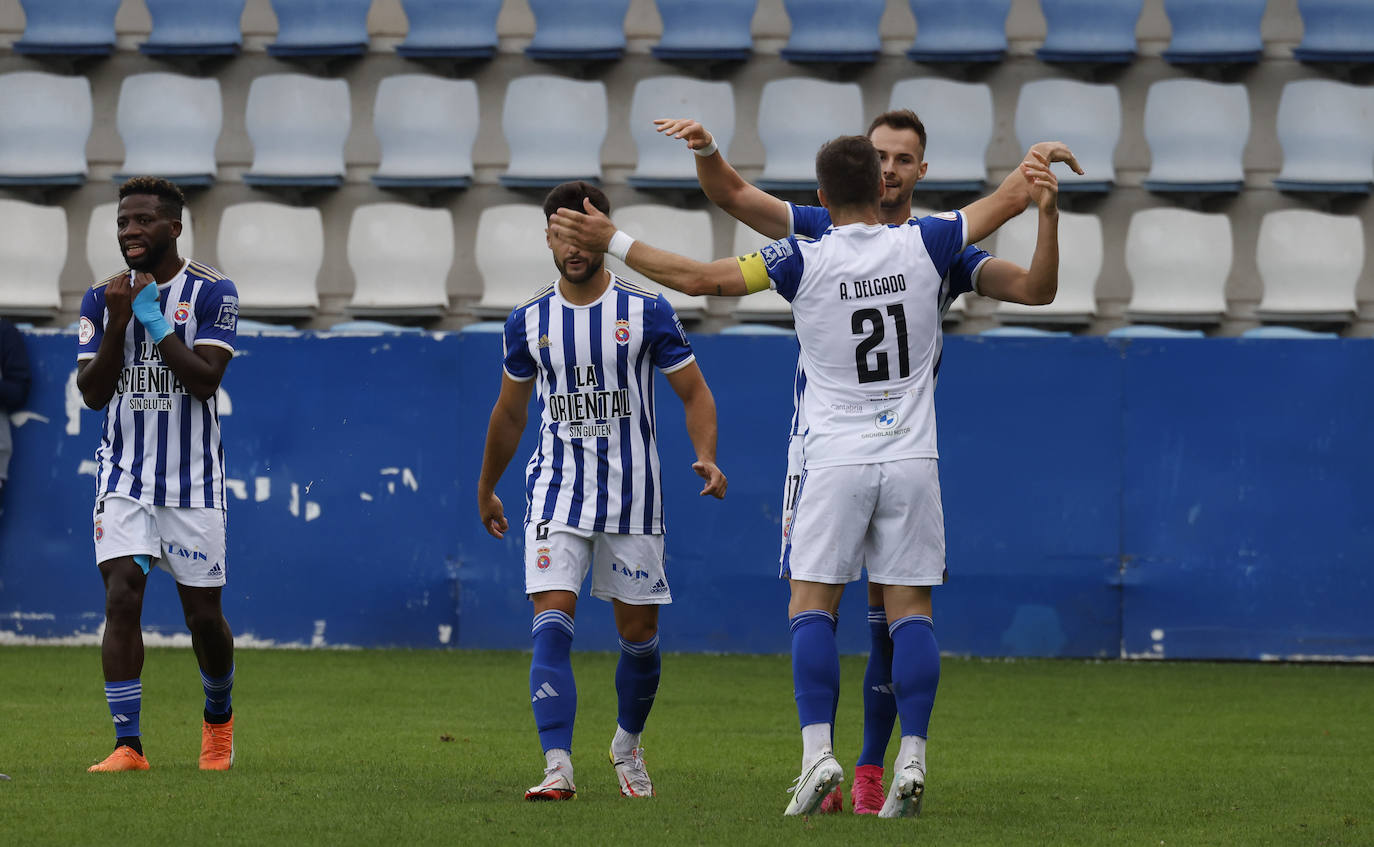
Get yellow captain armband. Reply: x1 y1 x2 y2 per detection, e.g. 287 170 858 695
736 252 772 294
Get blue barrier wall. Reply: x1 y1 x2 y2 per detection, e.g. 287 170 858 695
2 331 1370 659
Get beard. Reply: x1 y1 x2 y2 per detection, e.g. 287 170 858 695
122 240 169 272
558 253 604 285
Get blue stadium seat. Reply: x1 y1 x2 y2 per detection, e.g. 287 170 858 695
1273 80 1374 194
1015 80 1119 192
525 0 629 61
13 0 119 56
1124 209 1231 325
628 77 735 190
266 0 371 58
0 72 91 187
1107 326 1206 338
1293 0 1374 63
0 199 65 317
396 0 500 59
906 0 1010 63
720 324 797 336
372 75 477 190
756 79 864 191
979 327 1072 337
1241 326 1339 339
1161 0 1265 65
780 0 884 63
995 210 1101 324
500 76 606 189
1036 0 1142 64
217 202 323 316
1255 210 1362 324
115 74 221 187
890 78 993 193
235 319 298 333
141 0 245 57
1142 80 1249 194
652 0 755 62
347 204 453 317
243 74 350 189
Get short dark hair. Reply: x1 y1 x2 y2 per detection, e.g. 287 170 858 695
542 181 610 222
867 109 928 153
815 135 881 210
117 176 185 220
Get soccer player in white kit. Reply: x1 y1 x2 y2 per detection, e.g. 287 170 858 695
549 137 1062 817
477 182 727 801
77 177 239 773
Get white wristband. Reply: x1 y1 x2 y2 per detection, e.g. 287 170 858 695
608 230 636 262
693 138 718 158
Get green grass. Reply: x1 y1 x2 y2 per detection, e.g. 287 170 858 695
1 647 1371 846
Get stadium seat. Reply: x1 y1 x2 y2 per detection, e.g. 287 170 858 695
1255 210 1362 323
141 0 245 56
1142 79 1249 194
346 203 453 317
396 0 500 59
979 327 1071 337
1273 80 1374 194
906 0 1011 63
473 205 558 318
86 202 196 283
652 0 755 62
525 0 629 61
1124 209 1231 324
243 74 350 189
0 72 91 187
12 0 118 56
372 75 477 190
115 74 222 187
757 79 864 191
628 77 735 190
995 209 1100 324
500 76 607 189
266 0 371 58
1161 0 1265 64
1293 0 1374 63
1015 80 1119 192
328 320 425 334
720 324 797 336
1107 325 1206 338
890 78 993 193
216 202 323 316
1035 0 1142 63
605 206 711 320
1241 326 1340 339
234 318 297 333
730 222 792 322
780 0 884 64
0 199 65 316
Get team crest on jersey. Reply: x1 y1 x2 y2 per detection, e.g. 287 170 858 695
94 518 103 542
79 316 95 345
537 334 552 349
173 301 192 324
614 320 631 345
536 546 552 570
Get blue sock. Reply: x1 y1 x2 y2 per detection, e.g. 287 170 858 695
858 605 897 768
615 634 661 734
530 610 577 753
105 678 141 740
201 665 234 718
889 615 940 738
790 610 839 730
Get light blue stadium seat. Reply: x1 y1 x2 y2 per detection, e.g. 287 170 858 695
141 0 245 57
1125 209 1231 325
906 0 1010 63
1015 80 1119 192
1255 210 1362 324
460 321 506 333
756 79 864 191
243 74 350 189
1143 80 1248 194
397 0 500 59
115 74 221 187
628 77 735 190
1107 325 1206 338
328 320 425 334
980 327 1072 337
1293 0 1374 63
1036 0 1142 64
372 75 476 190
267 0 371 58
720 324 797 336
890 78 992 193
780 0 884 63
235 318 297 333
0 72 91 187
1241 326 1339 339
1273 81 1374 194
652 0 755 62
525 0 629 61
1161 0 1265 65
500 76 606 189
13 0 119 56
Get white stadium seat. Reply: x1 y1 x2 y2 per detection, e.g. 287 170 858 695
1125 208 1230 324
0 199 65 315
995 209 1100 323
473 204 558 318
243 74 350 187
1255 210 1362 323
216 202 323 315
347 203 453 316
86 202 196 283
605 205 711 320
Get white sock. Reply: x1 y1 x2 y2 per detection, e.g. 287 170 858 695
545 748 573 780
611 725 640 758
801 722 833 770
896 735 927 773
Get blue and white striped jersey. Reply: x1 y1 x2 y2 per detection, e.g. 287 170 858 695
503 274 696 535
77 260 238 509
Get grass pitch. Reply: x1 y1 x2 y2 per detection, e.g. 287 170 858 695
1 646 1370 846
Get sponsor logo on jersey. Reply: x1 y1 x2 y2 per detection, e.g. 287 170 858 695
876 409 899 430
760 239 794 271
173 302 192 324
79 316 96 345
169 544 208 562
569 423 612 439
614 319 631 345
613 562 652 581
212 296 238 331
129 397 174 412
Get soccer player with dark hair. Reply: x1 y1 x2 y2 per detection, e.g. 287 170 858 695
77 177 240 773
478 180 727 801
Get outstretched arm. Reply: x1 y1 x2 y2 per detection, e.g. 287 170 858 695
477 374 534 539
961 142 1081 246
664 361 726 499
655 118 793 240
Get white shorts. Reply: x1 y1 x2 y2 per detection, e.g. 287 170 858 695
781 458 946 587
524 519 671 605
778 435 805 565
94 494 228 588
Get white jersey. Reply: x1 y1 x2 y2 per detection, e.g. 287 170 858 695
77 260 239 509
502 274 696 534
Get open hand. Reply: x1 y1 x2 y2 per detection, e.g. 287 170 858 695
548 197 618 254
653 118 714 152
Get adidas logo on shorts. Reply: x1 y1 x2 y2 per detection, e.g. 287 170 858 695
207 563 223 577
649 578 668 594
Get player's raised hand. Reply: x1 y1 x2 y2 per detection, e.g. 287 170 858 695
1022 150 1059 213
1026 141 1084 176
548 197 617 254
104 271 134 324
693 460 727 499
653 118 714 153
479 491 509 539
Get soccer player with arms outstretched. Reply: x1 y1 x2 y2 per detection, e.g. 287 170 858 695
477 181 727 802
77 177 239 773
